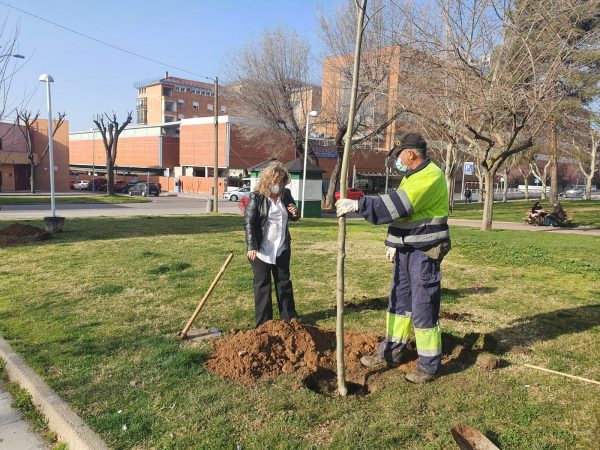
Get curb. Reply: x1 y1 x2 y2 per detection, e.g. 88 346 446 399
0 337 109 450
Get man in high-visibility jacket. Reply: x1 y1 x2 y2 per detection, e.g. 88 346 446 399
336 132 450 383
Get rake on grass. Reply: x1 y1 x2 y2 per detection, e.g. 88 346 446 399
178 252 234 339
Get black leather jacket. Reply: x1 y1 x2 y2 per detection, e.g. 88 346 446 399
244 188 299 251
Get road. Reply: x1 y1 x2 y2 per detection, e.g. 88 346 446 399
0 195 242 219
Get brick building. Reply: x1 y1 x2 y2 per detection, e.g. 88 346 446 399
135 71 227 125
0 119 70 192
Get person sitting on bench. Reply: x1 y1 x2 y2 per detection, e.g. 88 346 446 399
544 202 566 227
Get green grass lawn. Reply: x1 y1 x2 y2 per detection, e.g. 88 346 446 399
452 199 600 227
0 195 149 205
0 216 599 449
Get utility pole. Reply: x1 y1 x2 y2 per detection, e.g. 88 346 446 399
213 76 219 213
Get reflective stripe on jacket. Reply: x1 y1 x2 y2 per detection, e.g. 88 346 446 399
356 159 450 249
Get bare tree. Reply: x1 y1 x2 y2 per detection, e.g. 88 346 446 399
389 0 600 230
225 28 318 165
93 112 132 195
15 110 66 193
0 19 22 123
319 0 409 208
529 153 552 200
514 148 537 200
569 117 599 200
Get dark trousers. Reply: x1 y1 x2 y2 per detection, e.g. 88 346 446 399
250 248 298 327
378 248 442 374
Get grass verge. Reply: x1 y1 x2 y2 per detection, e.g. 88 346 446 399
0 215 598 449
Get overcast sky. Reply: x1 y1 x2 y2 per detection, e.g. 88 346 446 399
2 0 335 131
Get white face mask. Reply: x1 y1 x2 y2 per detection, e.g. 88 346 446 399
270 184 282 194
395 158 408 173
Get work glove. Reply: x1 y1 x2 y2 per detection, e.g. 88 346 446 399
385 246 396 263
336 199 359 217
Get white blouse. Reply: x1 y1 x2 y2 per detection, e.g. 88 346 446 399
256 197 289 264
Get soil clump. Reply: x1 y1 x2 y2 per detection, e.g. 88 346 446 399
205 319 394 386
0 224 51 247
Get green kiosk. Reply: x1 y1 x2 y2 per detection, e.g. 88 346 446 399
249 158 323 218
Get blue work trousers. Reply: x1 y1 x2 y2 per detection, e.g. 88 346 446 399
378 248 442 374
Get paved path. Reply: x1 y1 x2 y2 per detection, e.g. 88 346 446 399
0 195 242 219
2 196 599 237
0 386 46 449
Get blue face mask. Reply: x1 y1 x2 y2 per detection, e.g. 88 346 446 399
395 158 408 173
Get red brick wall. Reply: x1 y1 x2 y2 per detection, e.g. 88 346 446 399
32 119 70 192
70 134 178 169
179 122 228 167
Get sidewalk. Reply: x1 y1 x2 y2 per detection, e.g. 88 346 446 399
0 385 46 449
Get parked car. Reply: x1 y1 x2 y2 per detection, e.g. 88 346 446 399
334 188 365 201
562 187 584 198
223 186 251 202
86 178 108 191
73 180 90 190
128 182 161 197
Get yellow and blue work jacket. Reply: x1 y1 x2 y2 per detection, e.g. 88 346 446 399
357 158 450 249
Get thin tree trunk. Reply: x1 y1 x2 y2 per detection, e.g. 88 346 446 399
107 156 115 195
336 0 367 397
481 170 495 231
501 170 508 202
549 120 558 204
444 143 455 211
584 141 597 201
29 160 36 194
325 156 343 209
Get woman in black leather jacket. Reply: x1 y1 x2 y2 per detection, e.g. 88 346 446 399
244 162 300 327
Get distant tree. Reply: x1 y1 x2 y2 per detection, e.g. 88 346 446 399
391 0 600 230
93 112 132 195
16 110 67 193
318 0 409 208
225 28 318 165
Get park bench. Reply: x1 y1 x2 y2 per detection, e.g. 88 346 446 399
563 211 574 226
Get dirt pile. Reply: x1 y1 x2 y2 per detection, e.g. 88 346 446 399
0 224 51 247
205 319 398 385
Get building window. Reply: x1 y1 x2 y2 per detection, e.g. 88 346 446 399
164 115 176 123
165 100 177 112
138 87 146 95
207 103 214 111
178 113 185 120
163 87 173 97
194 167 206 177
178 99 185 108
193 101 199 109
220 105 227 113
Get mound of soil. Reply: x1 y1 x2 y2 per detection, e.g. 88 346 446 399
205 319 401 385
0 224 51 247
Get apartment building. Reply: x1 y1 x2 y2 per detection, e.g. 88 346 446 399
0 120 70 192
135 71 227 125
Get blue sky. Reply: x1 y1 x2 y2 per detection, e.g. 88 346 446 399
2 0 333 131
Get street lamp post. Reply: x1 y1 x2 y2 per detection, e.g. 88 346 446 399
301 110 319 219
39 74 56 216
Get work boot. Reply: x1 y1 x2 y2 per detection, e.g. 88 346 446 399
360 353 394 369
405 367 437 384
